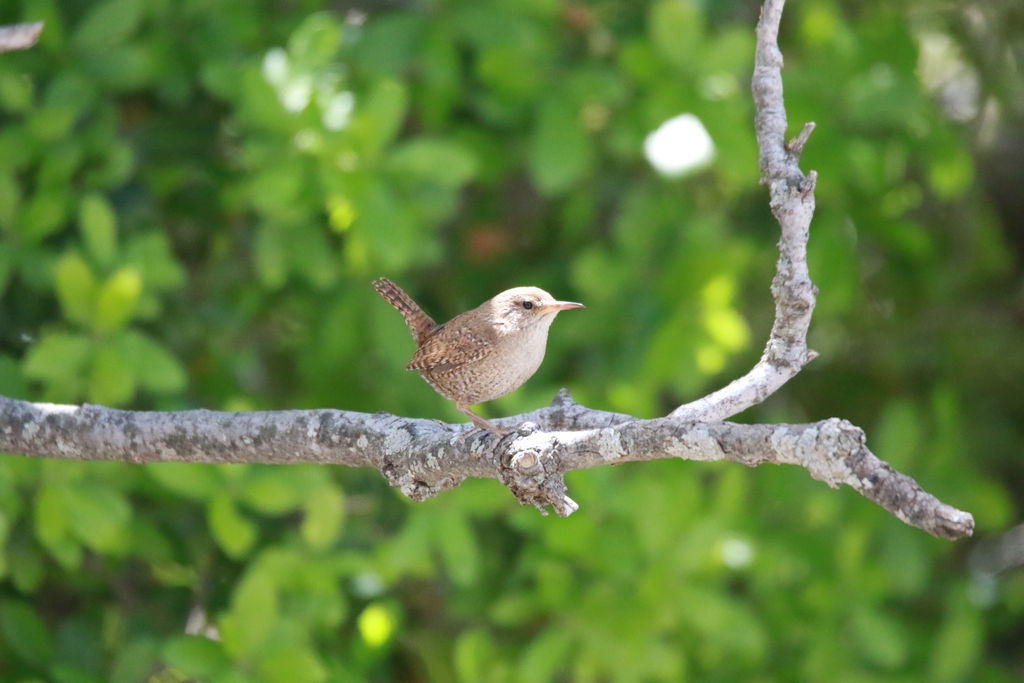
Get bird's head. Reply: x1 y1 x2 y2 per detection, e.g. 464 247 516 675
487 287 585 331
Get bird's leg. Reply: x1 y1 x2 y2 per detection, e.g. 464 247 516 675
454 407 537 458
458 404 513 437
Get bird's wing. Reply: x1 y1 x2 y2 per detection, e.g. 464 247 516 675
407 323 495 372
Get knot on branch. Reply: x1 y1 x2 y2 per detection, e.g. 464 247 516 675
796 417 865 489
499 433 579 517
799 170 818 196
381 462 465 502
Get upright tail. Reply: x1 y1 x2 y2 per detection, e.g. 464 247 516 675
372 278 438 345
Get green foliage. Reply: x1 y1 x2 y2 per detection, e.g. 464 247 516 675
1 0 1021 681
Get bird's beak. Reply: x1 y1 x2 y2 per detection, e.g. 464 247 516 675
541 301 585 314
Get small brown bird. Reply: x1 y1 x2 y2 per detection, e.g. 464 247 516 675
373 278 584 434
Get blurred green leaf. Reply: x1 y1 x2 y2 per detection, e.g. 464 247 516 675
89 338 137 406
287 224 338 290
680 585 767 663
353 12 425 79
219 569 279 658
355 178 419 271
41 141 85 189
147 463 224 501
208 494 258 559
163 636 232 680
78 194 118 268
287 13 342 72
7 538 45 593
46 70 99 116
55 251 98 326
301 485 345 551
476 44 546 100
122 330 187 394
357 602 398 648
0 599 55 667
0 170 19 230
388 138 478 188
874 399 922 470
257 643 328 683
34 485 82 569
436 509 480 587
239 466 309 515
23 332 91 386
88 140 135 188
649 0 704 71
110 638 160 683
122 232 186 291
351 79 408 156
84 43 161 90
518 627 572 683
929 147 974 200
529 97 594 195
379 511 434 580
455 628 499 683
851 604 908 669
290 563 347 628
0 69 34 113
64 484 131 553
0 126 33 170
701 274 750 354
26 105 77 143
960 475 1013 531
93 268 142 334
0 355 28 399
254 223 288 289
703 28 755 74
74 0 145 52
929 587 983 683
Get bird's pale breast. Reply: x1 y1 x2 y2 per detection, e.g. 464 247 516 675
420 322 550 405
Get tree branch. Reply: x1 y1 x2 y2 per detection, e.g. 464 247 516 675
671 0 817 422
0 0 976 540
0 393 974 539
0 22 43 54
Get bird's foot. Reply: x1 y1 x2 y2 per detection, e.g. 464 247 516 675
457 425 506 457
460 421 538 458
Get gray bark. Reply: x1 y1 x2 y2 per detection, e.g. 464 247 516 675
0 393 975 539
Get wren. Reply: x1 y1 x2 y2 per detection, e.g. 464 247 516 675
373 278 584 434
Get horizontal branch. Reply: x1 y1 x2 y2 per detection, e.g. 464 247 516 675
0 393 974 540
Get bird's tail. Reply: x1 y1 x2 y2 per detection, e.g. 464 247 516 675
372 278 438 345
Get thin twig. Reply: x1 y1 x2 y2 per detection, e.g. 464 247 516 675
786 121 816 160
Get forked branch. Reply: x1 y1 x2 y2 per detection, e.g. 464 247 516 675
0 1 974 539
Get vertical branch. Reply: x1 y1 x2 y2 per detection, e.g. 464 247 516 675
670 0 818 422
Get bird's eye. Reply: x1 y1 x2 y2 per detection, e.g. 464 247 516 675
522 301 534 310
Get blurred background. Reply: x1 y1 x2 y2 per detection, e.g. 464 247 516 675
0 0 1022 680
